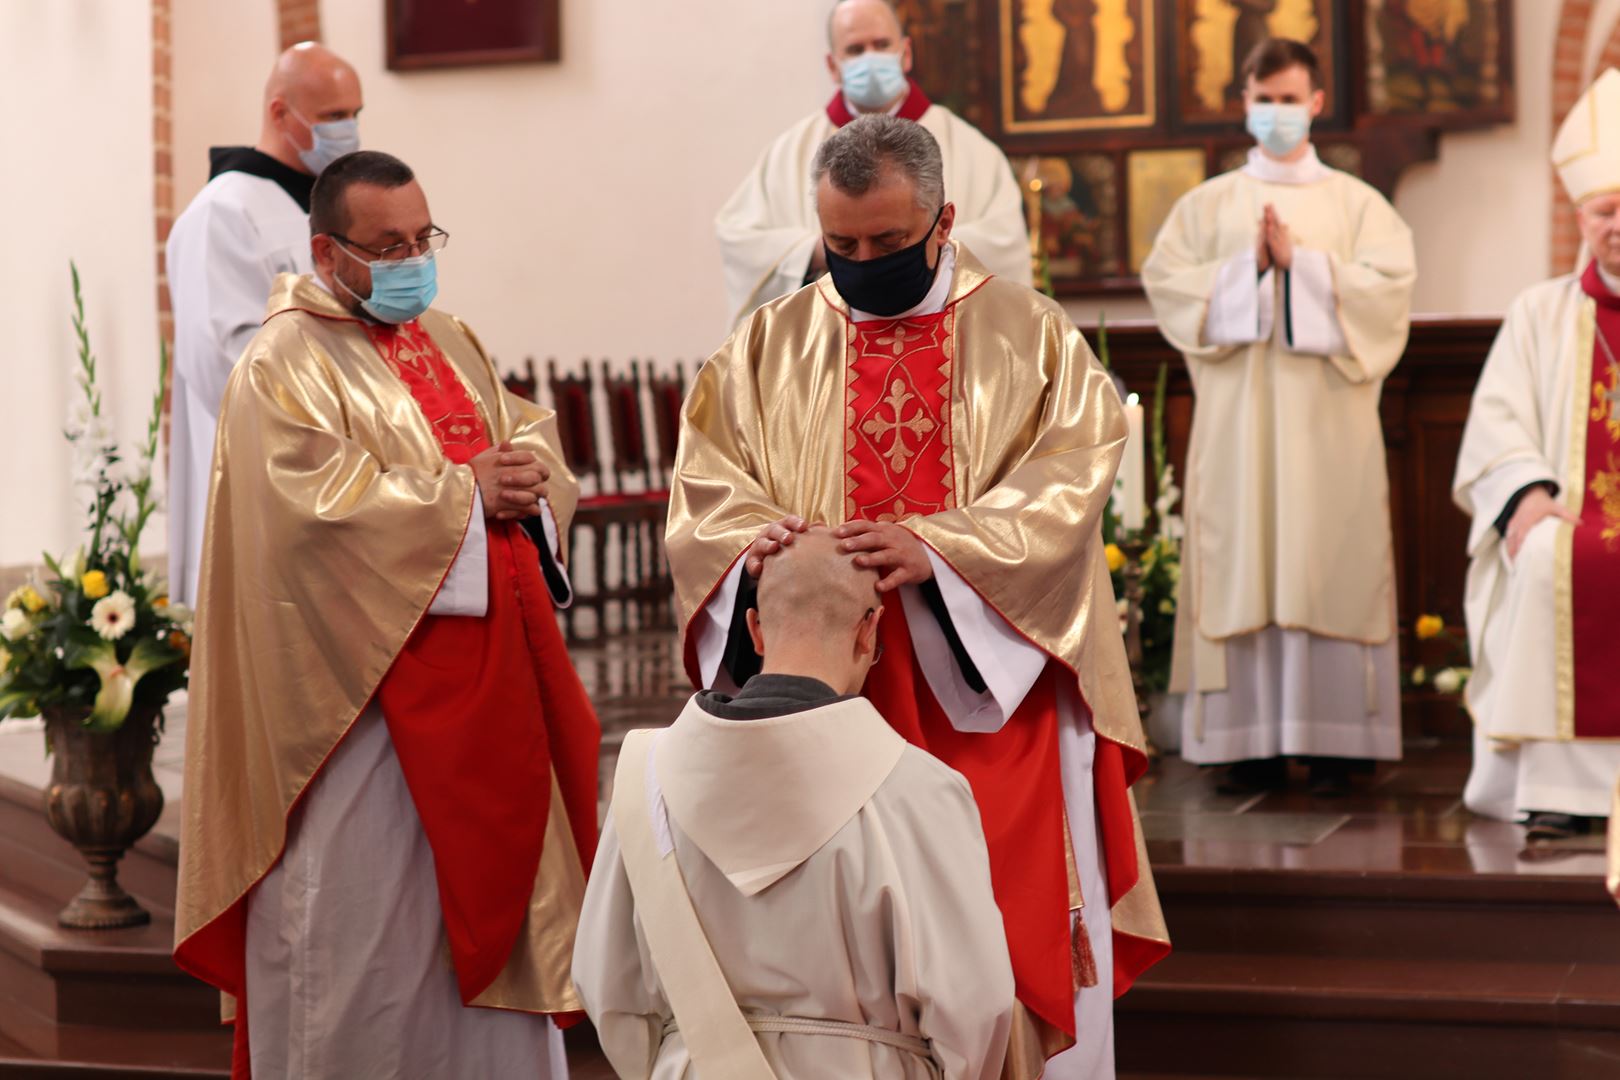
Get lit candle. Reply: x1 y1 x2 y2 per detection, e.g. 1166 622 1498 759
1121 394 1145 532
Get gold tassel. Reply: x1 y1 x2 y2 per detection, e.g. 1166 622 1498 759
1072 910 1099 989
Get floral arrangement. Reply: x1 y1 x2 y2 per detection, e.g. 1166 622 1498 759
1097 320 1184 694
1407 613 1471 698
0 265 190 735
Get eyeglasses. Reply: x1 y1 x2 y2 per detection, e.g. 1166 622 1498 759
329 227 450 262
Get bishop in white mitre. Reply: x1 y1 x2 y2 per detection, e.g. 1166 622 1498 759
1142 38 1416 794
1454 69 1620 841
714 0 1030 324
166 43 361 605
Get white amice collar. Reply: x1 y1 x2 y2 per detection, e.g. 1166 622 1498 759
1242 145 1332 185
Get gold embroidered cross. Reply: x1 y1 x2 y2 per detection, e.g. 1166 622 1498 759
861 378 936 474
874 324 925 356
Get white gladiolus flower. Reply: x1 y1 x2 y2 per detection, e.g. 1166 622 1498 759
167 602 194 636
89 591 137 641
0 609 30 642
1433 668 1463 695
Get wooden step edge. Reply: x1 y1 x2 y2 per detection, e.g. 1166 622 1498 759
0 1059 226 1080
0 879 183 977
1156 863 1614 906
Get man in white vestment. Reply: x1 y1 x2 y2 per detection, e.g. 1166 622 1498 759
1142 38 1416 796
714 0 1030 324
575 529 1015 1079
1454 69 1620 842
165 42 363 606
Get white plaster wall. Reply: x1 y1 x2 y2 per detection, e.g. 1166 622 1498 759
171 0 279 211
0 3 162 569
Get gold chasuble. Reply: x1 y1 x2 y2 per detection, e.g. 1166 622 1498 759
667 243 1170 1069
174 275 597 1044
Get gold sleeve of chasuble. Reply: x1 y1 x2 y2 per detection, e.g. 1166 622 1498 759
665 253 1167 962
176 277 579 1014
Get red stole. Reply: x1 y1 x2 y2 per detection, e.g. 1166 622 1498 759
825 79 932 127
1572 265 1620 737
844 308 1101 1037
364 319 601 1005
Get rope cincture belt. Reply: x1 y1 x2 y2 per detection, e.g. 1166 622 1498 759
662 1015 934 1059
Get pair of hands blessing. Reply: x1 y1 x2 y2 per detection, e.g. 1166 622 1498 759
471 441 550 521
1255 203 1295 273
746 515 934 592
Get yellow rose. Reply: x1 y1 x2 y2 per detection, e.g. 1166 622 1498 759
1415 614 1445 641
20 586 46 613
1105 544 1126 573
80 571 110 600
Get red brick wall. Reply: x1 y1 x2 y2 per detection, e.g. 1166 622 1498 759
1553 1 1600 275
154 0 175 453
277 0 322 49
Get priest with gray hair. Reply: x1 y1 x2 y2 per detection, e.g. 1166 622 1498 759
669 113 1170 1080
713 0 1030 325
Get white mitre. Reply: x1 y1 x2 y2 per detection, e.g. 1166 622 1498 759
1554 68 1620 203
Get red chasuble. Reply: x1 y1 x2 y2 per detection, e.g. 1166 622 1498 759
1572 264 1620 737
839 304 1134 1039
361 319 601 1004
825 79 932 127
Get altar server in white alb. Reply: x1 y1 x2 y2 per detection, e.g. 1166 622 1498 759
166 42 362 605
1142 37 1416 796
574 529 1014 1079
715 0 1030 323
1453 69 1620 842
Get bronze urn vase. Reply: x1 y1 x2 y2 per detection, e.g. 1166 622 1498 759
41 704 164 929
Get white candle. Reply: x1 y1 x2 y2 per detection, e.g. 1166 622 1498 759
1122 394 1145 532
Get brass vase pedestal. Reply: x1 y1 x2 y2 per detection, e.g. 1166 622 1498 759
41 705 164 930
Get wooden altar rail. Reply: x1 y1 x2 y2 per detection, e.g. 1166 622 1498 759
1096 316 1500 655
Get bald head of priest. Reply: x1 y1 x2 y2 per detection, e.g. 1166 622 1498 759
259 41 364 177
825 0 914 115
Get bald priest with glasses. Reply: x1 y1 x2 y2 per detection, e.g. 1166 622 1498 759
174 150 600 1079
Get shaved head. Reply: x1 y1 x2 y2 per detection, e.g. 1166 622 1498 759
257 42 364 175
757 528 881 636
827 0 905 51
265 42 360 109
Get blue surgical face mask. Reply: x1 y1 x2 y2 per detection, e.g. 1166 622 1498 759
288 107 361 175
1246 103 1312 158
840 51 909 111
333 244 438 324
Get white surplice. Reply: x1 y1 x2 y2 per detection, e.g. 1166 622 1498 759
167 172 313 606
243 495 574 1079
715 101 1032 324
1142 147 1412 765
573 695 1015 1080
1453 268 1620 820
689 245 1118 1080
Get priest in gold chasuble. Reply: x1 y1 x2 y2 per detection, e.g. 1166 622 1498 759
1455 71 1620 843
668 115 1169 1080
173 152 600 1080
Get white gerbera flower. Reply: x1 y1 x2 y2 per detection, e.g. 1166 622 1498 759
0 609 29 642
1433 668 1463 695
89 591 137 641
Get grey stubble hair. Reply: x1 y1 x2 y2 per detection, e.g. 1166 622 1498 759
811 114 945 213
826 0 905 49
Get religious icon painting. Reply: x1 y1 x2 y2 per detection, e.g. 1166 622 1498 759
1014 154 1124 286
1126 148 1207 274
1363 0 1510 122
999 0 1157 133
1173 0 1336 126
385 0 560 71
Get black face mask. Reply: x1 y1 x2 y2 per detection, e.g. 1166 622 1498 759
825 208 944 317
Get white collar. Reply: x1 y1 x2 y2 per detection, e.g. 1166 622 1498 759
1242 145 1332 185
848 242 957 323
654 694 907 896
